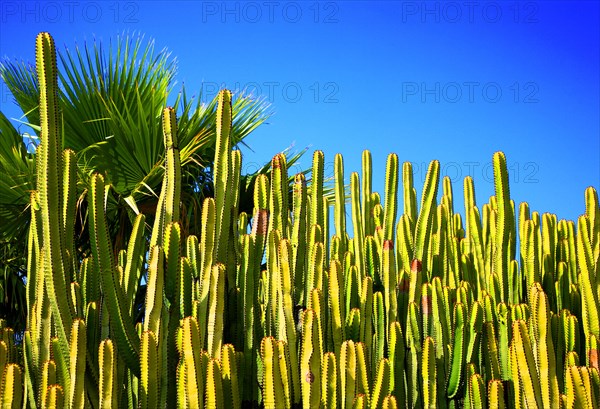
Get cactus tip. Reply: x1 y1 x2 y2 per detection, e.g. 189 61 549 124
383 239 394 251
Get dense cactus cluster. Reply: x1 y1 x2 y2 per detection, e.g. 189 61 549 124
0 32 599 408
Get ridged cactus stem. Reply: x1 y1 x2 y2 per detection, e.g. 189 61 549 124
351 173 366 280
422 337 437 408
143 246 164 338
261 337 284 409
492 152 513 303
310 151 325 243
89 174 140 376
403 162 418 232
181 317 204 409
334 154 347 256
321 352 337 409
530 285 560 408
301 309 321 409
62 149 77 280
214 90 234 264
98 340 117 409
35 32 74 385
362 150 373 237
382 153 399 243
140 331 159 409
269 153 289 237
1 364 23 408
577 214 600 348
68 319 86 409
292 173 308 304
207 264 225 359
446 302 467 400
413 160 440 276
124 214 146 315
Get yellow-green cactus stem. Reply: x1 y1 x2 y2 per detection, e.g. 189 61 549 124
496 302 511 381
396 214 414 280
577 214 600 353
62 149 77 280
464 300 483 367
530 285 560 408
45 385 64 409
362 151 374 237
371 358 391 409
355 342 370 399
99 340 117 409
1 363 23 408
261 337 283 409
276 239 301 403
388 321 406 406
511 320 542 408
413 160 440 275
213 90 233 264
321 352 337 409
403 161 418 234
68 319 86 409
339 340 356 409
566 365 595 409
329 260 346 357
221 344 241 409
467 373 486 409
382 240 398 337
301 309 321 409
382 153 399 243
207 264 225 359
140 331 159 409
482 321 501 381
176 360 187 409
90 173 140 376
310 151 325 244
333 154 347 257
276 340 293 407
446 302 467 399
372 292 385 375
352 394 367 409
181 317 204 409
406 301 422 407
351 172 366 280
292 173 308 304
488 379 507 409
205 358 224 409
422 336 437 408
143 246 164 339
269 153 289 238
36 32 74 389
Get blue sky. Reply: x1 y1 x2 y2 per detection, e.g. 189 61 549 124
1 1 598 225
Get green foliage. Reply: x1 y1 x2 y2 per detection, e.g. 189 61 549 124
0 32 599 408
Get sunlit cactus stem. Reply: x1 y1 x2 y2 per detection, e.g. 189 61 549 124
35 32 74 390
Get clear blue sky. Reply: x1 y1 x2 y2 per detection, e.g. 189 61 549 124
1 1 598 224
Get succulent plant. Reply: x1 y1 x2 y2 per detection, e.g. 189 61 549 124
1 32 599 408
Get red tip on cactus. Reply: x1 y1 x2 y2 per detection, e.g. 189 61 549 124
383 240 394 251
411 259 422 273
272 154 283 169
252 209 269 236
590 349 599 371
397 277 410 293
421 294 431 315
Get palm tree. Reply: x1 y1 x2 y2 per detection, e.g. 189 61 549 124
0 33 304 332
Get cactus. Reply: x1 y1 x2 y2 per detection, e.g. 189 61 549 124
5 31 600 409
35 32 74 394
446 302 467 400
99 340 117 409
